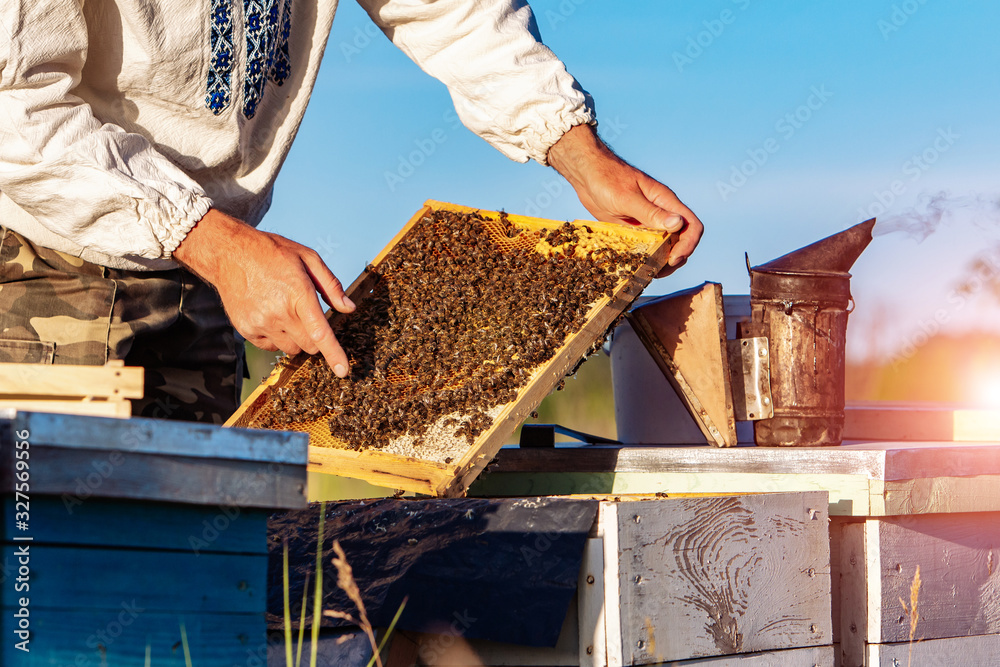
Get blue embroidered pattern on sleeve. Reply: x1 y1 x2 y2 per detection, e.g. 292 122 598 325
206 0 292 117
270 0 292 86
206 0 234 114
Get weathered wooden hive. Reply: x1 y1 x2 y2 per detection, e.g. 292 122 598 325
0 410 307 666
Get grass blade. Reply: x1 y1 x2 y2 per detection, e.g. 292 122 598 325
283 540 294 667
365 597 409 667
295 570 311 667
179 622 193 667
310 502 326 667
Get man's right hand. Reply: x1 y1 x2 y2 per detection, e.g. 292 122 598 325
173 209 355 377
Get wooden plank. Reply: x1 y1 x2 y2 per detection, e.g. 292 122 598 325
1 609 265 667
836 520 868 667
474 444 1000 516
0 545 266 613
4 446 307 508
384 631 421 667
873 512 1000 644
471 470 872 517
645 645 834 665
4 411 308 464
579 537 607 667
0 496 268 554
227 199 674 498
307 445 452 498
867 634 1000 666
485 445 887 478
615 492 832 664
0 398 131 417
829 519 843 645
601 502 624 667
845 402 1000 442
489 441 1000 483
881 475 1000 515
628 282 737 447
0 362 143 398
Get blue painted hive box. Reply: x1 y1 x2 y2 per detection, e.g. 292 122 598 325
0 410 308 667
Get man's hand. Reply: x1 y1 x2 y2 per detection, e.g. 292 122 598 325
173 209 356 377
547 123 703 273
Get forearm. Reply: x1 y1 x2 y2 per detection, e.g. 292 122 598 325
173 209 249 285
546 123 611 191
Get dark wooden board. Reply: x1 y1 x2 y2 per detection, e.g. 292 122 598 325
1 609 265 667
0 545 266 613
269 497 598 648
4 411 307 463
2 446 306 508
1 496 269 554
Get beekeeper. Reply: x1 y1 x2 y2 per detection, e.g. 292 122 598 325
0 0 703 422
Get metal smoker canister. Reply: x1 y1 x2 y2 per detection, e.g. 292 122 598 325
746 219 875 447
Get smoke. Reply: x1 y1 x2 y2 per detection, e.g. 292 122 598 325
873 191 1000 241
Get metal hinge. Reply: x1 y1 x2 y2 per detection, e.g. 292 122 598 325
727 337 774 421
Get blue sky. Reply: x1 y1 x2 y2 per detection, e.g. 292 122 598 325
265 0 1000 361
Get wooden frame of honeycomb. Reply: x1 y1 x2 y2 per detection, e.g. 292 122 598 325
226 200 674 497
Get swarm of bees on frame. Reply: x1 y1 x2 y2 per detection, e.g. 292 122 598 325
262 209 645 452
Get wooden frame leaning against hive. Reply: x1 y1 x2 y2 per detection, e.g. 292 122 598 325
226 200 675 497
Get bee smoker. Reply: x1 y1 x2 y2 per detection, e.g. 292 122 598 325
742 219 875 447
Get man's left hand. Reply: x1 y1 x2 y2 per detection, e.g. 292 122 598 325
547 123 703 275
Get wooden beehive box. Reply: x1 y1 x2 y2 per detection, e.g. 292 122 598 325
0 361 142 417
267 492 834 667
227 200 673 497
0 410 307 666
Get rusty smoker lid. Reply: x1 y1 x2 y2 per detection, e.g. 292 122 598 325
749 269 852 306
747 218 875 307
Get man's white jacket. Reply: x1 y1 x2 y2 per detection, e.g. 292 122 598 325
0 0 594 270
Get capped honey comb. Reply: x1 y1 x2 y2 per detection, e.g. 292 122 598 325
226 200 673 497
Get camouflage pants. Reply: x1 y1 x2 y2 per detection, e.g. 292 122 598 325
0 228 243 424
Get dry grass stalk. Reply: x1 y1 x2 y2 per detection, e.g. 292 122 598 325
898 565 922 667
326 539 382 667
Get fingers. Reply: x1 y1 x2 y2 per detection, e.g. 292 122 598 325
638 176 705 267
293 289 351 378
619 187 685 232
302 251 356 315
668 218 705 267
